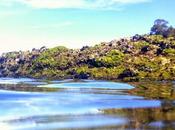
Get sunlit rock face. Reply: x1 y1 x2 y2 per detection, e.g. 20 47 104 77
0 47 47 78
0 78 174 130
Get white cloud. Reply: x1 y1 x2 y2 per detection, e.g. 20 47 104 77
21 0 85 9
31 21 73 29
113 0 150 4
0 10 26 17
0 0 151 9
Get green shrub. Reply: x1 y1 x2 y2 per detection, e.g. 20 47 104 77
96 50 125 67
33 46 68 69
163 48 175 55
133 41 150 49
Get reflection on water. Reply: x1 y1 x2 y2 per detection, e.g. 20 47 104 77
129 81 175 100
0 78 174 130
102 100 175 130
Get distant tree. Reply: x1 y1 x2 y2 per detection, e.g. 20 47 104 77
150 19 175 37
167 26 175 37
150 19 169 36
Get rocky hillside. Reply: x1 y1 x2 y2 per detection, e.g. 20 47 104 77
0 47 47 77
0 34 175 81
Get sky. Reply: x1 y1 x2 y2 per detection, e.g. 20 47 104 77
0 0 175 53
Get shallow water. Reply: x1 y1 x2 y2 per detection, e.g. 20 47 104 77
0 78 174 130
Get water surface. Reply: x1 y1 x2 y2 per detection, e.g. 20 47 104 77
0 78 174 130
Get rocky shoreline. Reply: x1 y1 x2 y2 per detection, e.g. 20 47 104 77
0 34 175 81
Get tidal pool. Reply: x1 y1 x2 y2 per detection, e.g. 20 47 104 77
0 78 174 130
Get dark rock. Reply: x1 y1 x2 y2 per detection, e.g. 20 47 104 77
118 69 136 79
86 58 99 67
141 46 150 53
159 42 167 49
156 48 163 55
40 46 47 52
132 34 142 41
8 65 19 72
108 43 113 47
80 46 89 51
74 72 90 79
0 57 5 63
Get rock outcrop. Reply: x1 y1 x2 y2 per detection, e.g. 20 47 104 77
0 35 175 81
0 47 47 77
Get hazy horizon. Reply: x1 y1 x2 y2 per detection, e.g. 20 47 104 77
0 0 175 53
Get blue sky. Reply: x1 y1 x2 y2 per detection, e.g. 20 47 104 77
0 0 175 53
